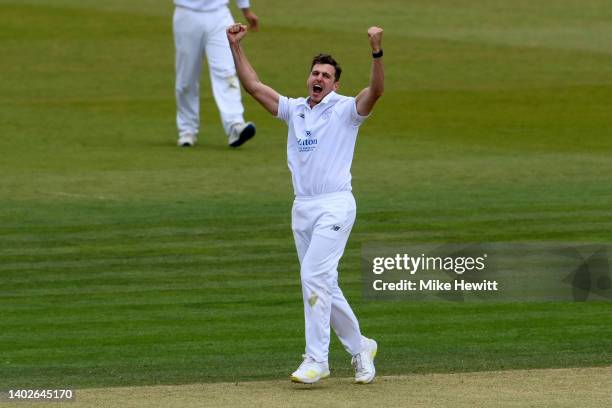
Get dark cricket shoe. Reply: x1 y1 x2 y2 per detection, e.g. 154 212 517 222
228 122 256 147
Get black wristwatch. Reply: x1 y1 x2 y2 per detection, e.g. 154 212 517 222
372 49 383 59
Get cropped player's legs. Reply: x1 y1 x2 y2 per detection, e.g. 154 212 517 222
292 193 364 362
294 232 363 356
330 281 367 355
204 7 245 135
298 232 342 362
174 7 205 138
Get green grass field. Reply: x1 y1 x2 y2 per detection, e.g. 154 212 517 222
1 0 612 389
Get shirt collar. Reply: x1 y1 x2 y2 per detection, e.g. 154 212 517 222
304 91 337 108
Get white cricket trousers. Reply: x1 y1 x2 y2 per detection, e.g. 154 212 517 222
173 6 245 137
292 191 368 363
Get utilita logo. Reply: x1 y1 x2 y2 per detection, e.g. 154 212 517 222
297 131 317 152
297 138 317 146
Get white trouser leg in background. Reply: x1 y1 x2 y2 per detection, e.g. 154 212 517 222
203 7 245 135
292 192 367 363
174 6 245 138
174 7 203 138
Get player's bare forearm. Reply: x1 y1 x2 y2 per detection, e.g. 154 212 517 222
227 23 279 115
229 41 258 93
240 8 259 31
355 62 384 116
356 26 385 116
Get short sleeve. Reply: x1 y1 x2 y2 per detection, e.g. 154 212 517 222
277 95 291 123
349 97 369 126
235 0 250 9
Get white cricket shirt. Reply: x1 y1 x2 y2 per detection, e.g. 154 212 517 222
277 91 368 197
174 0 250 12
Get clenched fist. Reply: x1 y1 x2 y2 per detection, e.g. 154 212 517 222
227 23 248 45
367 26 383 53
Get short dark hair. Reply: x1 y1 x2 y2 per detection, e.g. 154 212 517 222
310 53 342 81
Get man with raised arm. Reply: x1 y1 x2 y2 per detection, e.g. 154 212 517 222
227 23 384 384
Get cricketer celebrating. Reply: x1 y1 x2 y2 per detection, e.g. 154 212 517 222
227 23 384 384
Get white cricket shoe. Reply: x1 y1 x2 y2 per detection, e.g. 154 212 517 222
352 338 377 384
290 355 330 384
228 122 256 147
178 134 197 147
